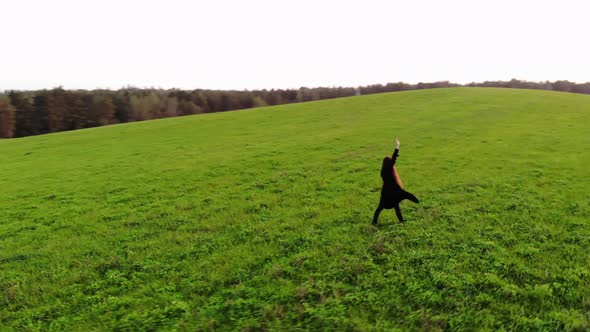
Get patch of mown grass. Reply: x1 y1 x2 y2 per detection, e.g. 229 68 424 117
1 88 590 330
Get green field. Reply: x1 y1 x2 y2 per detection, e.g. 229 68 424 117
2 87 590 330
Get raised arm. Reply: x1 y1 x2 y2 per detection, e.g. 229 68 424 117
391 137 401 165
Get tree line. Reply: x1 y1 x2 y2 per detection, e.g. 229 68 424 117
1 79 589 139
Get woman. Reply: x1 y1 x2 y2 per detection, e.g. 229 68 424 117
372 137 419 224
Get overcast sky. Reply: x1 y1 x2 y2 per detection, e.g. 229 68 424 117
1 0 589 91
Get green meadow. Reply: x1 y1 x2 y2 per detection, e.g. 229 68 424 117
1 87 590 330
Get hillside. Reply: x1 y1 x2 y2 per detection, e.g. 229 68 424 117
1 88 590 330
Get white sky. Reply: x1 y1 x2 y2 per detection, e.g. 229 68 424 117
1 0 589 91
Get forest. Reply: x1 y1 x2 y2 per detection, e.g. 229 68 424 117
1 79 589 138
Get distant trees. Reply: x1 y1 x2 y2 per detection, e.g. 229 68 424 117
8 91 37 137
1 78 590 139
89 95 115 126
571 83 590 94
177 100 202 116
112 92 132 124
64 91 89 130
0 96 17 138
465 79 590 94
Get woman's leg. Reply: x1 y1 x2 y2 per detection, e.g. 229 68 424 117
393 204 405 222
402 190 420 203
372 201 384 225
393 166 404 188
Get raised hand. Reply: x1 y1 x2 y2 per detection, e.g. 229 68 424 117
396 137 401 149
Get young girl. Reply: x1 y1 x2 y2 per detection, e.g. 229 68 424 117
372 137 420 224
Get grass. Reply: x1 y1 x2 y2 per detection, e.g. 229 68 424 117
1 87 590 330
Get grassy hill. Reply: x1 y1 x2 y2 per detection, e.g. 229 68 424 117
1 87 590 330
